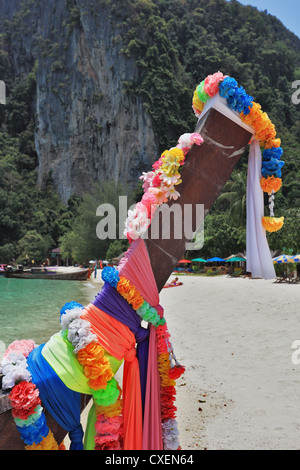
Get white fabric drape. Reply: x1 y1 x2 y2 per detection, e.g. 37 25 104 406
246 139 276 279
199 94 275 279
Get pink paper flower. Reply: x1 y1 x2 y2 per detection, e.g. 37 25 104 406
141 191 158 218
3 340 35 360
176 133 203 154
139 171 155 192
148 186 169 205
204 71 225 97
190 132 204 146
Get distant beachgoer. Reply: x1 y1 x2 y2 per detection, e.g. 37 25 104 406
163 277 183 288
88 267 91 279
94 265 97 278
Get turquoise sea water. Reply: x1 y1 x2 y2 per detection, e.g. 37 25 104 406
0 277 100 353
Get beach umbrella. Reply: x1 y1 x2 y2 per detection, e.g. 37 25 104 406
272 255 295 264
293 254 300 262
178 259 191 263
207 257 225 262
191 258 207 262
225 256 246 262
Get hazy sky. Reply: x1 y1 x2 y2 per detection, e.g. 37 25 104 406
230 0 300 38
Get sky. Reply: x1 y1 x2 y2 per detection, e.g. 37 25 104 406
231 0 300 38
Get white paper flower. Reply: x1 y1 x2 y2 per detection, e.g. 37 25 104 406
67 318 97 353
60 306 84 331
124 205 150 240
1 352 32 390
162 419 180 450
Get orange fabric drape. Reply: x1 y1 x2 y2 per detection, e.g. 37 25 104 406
82 303 143 450
118 238 163 450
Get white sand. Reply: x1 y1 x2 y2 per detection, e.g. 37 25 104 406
160 275 300 450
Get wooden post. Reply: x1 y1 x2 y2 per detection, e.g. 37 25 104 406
0 107 253 449
145 107 252 291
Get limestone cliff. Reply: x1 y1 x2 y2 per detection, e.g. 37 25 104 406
1 0 158 202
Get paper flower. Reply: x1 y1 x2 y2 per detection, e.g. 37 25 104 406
67 318 97 353
60 306 84 330
148 186 169 205
162 419 180 450
260 176 282 193
261 158 285 178
14 405 43 428
160 148 185 177
262 147 283 160
227 86 253 115
60 301 84 318
176 132 204 154
2 340 35 360
93 378 120 406
124 204 150 241
117 276 144 310
264 138 281 149
262 216 284 232
1 353 32 390
192 90 204 117
101 266 120 287
9 381 41 420
196 80 210 103
139 170 155 191
17 413 49 445
218 76 238 99
204 71 225 97
25 429 59 450
141 191 158 219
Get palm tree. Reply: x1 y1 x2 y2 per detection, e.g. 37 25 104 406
218 171 247 227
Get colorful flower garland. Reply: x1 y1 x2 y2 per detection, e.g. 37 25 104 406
101 266 185 450
1 278 183 451
59 302 123 450
192 71 284 233
0 340 62 450
124 132 204 243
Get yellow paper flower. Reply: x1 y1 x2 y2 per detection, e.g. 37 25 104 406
160 148 185 177
264 137 281 149
260 176 282 193
26 430 59 450
192 90 204 115
262 216 284 232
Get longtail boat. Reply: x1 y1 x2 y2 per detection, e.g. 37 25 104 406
0 101 253 449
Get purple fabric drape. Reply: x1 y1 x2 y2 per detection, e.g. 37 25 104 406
92 282 149 410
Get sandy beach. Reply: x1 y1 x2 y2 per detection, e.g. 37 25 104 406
158 274 300 450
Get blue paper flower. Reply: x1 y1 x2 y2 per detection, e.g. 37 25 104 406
17 412 49 445
60 301 84 318
219 77 238 99
101 266 120 287
227 86 253 115
262 147 283 160
261 158 285 178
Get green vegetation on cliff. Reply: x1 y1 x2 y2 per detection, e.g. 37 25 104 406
1 0 300 263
